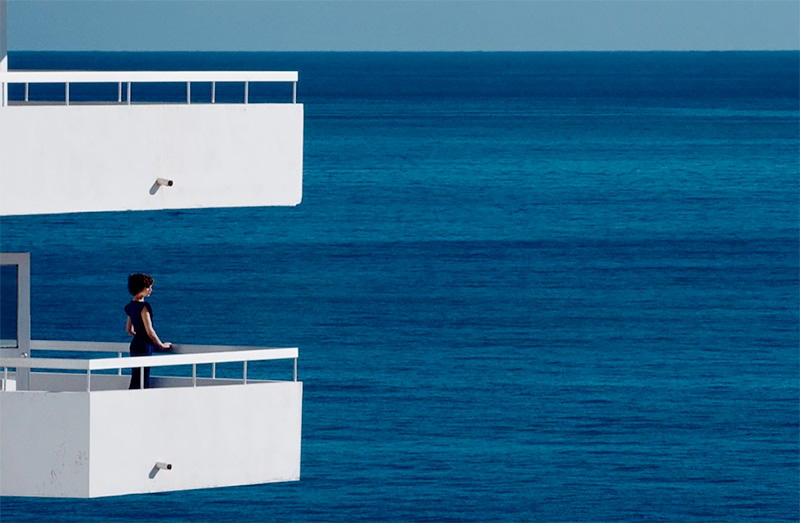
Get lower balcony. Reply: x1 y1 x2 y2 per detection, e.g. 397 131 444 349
0 342 303 498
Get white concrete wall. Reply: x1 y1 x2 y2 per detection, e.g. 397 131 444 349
89 381 302 497
29 371 132 392
0 391 91 497
0 380 303 497
0 103 303 215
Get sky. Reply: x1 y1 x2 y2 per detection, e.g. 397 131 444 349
6 0 800 52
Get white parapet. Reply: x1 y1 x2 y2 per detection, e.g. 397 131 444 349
1 380 303 497
0 343 303 498
0 71 303 215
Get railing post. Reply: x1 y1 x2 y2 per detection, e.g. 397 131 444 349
117 351 123 375
211 82 216 104
293 358 297 382
66 82 70 106
212 362 216 379
2 367 7 391
24 82 28 102
86 369 91 392
192 364 197 387
293 81 297 104
243 360 248 384
187 81 191 104
118 82 122 103
127 82 131 105
244 81 249 105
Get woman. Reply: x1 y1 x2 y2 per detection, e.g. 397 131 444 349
125 273 171 389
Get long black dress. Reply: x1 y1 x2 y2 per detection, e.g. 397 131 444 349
125 300 154 389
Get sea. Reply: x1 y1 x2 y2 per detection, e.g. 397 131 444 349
0 52 798 522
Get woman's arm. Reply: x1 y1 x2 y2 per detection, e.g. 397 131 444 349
126 317 135 337
141 308 171 349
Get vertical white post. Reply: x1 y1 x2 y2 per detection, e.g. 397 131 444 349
65 82 69 106
186 81 191 104
127 82 131 105
211 82 215 104
293 82 296 104
243 360 247 384
118 82 122 103
244 81 249 104
18 254 30 390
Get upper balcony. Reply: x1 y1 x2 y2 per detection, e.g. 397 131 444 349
0 69 304 216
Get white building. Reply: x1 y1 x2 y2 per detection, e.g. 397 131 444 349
0 1 305 497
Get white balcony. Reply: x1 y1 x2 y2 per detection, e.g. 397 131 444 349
0 341 303 498
0 69 304 216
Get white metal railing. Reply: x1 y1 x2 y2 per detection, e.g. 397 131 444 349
0 340 298 392
0 70 299 107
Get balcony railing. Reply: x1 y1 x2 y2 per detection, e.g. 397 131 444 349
0 340 298 392
0 70 298 107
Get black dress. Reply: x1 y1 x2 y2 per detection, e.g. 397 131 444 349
125 300 154 389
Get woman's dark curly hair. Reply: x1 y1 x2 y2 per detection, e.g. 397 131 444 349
128 273 154 295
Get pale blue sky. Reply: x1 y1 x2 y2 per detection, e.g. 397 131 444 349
8 0 800 52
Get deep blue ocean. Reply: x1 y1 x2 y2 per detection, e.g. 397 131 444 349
0 52 798 522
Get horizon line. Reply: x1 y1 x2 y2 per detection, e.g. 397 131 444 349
9 49 800 54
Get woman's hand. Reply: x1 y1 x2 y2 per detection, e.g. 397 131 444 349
161 342 173 350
